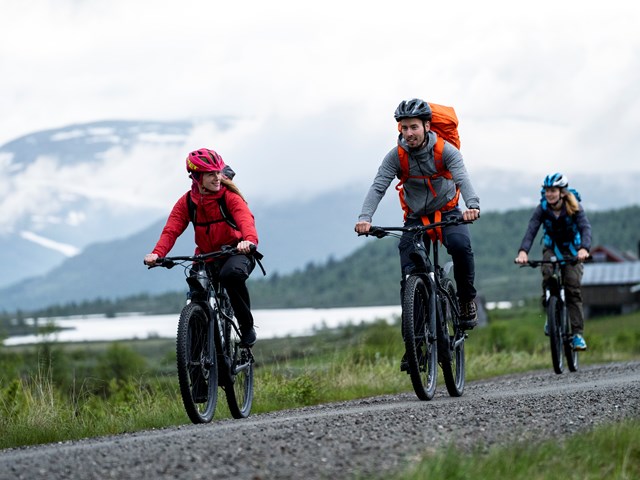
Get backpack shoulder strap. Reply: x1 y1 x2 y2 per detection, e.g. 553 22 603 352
397 136 446 179
185 190 238 230
217 192 238 230
433 136 445 173
397 146 409 182
186 191 196 223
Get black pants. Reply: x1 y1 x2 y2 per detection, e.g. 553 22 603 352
398 209 477 302
206 255 256 330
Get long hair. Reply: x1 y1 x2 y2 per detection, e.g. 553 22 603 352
562 188 579 216
221 177 246 203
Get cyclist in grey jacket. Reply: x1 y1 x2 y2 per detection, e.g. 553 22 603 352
355 98 480 329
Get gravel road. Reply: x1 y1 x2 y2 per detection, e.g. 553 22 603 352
1 361 639 480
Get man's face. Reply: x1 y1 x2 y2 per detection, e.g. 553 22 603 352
399 118 429 148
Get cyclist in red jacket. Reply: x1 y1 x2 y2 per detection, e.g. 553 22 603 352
144 148 259 346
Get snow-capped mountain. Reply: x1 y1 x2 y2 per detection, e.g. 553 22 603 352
1 119 639 307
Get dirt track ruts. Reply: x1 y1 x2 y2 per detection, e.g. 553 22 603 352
1 361 639 479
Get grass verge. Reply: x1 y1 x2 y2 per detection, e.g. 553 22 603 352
1 307 639 453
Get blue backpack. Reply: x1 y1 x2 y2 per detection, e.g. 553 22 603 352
539 188 582 257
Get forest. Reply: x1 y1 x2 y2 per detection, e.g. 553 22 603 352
1 206 638 332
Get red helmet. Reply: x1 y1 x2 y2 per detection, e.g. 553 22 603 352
186 148 226 174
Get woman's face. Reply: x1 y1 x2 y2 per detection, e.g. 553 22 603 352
200 171 222 193
544 187 562 204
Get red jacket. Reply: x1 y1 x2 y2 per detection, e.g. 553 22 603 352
152 186 258 258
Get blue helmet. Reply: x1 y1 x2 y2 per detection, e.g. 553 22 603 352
542 173 568 189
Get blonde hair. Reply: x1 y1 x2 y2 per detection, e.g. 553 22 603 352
562 188 579 215
221 177 247 203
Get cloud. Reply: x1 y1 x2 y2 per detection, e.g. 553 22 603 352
1 0 639 186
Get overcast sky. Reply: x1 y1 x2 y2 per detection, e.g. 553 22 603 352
2 0 639 209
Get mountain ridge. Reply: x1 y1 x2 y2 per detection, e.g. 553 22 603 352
2 119 639 308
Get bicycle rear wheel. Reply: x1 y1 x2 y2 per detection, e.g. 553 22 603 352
402 275 437 401
176 303 218 423
222 306 254 418
438 278 465 397
547 296 564 374
562 302 579 372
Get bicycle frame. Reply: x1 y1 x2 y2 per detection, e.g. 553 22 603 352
186 264 242 384
369 219 467 339
518 256 579 374
147 245 261 422
362 216 473 399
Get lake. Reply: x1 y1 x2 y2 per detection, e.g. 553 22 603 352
4 305 402 346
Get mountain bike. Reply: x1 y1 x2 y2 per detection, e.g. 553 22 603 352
362 217 473 400
517 257 579 374
148 246 261 423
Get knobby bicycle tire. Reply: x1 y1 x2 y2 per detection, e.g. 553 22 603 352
438 278 465 397
221 302 254 418
547 296 564 374
176 302 218 423
402 275 437 401
562 302 579 372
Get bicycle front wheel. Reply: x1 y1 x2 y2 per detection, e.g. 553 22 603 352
438 278 465 397
547 296 564 374
562 302 579 372
222 309 254 419
176 303 218 424
402 275 437 401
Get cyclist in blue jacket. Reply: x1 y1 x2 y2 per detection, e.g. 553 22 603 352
515 173 592 351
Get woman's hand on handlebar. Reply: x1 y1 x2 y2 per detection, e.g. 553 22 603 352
515 250 529 264
577 248 590 262
236 241 255 255
144 253 159 266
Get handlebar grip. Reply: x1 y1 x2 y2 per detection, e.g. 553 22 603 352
368 226 388 238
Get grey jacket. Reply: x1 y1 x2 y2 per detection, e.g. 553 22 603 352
358 131 480 222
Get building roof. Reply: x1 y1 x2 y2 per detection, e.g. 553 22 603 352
582 261 640 286
590 245 638 263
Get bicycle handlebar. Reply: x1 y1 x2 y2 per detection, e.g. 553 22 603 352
360 217 474 239
146 245 260 269
515 257 581 268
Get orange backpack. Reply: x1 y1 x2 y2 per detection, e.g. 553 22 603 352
395 103 461 242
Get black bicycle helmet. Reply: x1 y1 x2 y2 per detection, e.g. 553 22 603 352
394 98 432 121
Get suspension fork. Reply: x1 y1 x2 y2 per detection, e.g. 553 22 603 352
425 270 438 343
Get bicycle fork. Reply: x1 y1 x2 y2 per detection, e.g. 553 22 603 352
426 272 438 345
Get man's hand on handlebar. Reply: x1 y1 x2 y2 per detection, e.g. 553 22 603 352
354 221 371 235
462 208 480 222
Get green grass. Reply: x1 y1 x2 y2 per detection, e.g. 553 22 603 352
395 419 640 480
1 307 639 471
